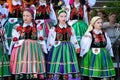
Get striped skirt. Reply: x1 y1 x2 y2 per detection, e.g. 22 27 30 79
47 42 80 78
0 43 11 77
80 48 116 78
10 39 46 75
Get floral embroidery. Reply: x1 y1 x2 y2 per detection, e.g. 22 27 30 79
55 27 72 35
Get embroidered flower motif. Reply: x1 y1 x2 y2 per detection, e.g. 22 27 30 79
13 37 18 41
25 26 32 33
55 27 72 35
94 48 98 53
32 27 37 33
55 41 59 44
38 25 43 30
93 32 106 43
11 19 14 22
39 36 44 41
37 20 41 23
16 26 22 32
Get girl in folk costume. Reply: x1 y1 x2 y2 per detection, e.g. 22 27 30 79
80 16 115 80
69 0 88 46
10 8 47 79
35 0 57 38
68 0 96 46
47 9 80 80
0 11 11 79
5 0 24 51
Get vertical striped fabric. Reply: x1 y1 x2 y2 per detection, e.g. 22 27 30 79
80 48 116 78
47 42 80 77
10 40 46 75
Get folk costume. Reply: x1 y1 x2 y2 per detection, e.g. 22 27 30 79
35 1 57 38
47 9 80 79
80 16 116 78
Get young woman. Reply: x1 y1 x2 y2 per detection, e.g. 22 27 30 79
5 0 24 50
0 11 11 80
80 16 116 80
47 9 80 80
10 8 47 79
69 0 89 46
35 0 57 38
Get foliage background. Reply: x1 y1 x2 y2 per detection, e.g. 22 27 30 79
91 0 120 23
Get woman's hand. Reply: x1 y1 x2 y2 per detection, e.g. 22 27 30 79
76 48 80 54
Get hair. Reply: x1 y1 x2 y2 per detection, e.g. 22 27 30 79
22 8 36 26
58 9 67 16
87 16 101 32
109 12 116 16
23 8 34 18
97 10 106 17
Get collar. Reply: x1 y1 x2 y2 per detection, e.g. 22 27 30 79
39 1 46 6
59 24 67 28
74 2 80 8
12 0 21 6
23 22 33 27
93 29 102 34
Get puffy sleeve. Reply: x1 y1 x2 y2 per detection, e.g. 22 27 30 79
50 4 57 25
66 5 71 21
12 24 20 42
88 0 96 7
4 29 9 50
105 32 114 57
80 32 92 57
70 27 80 49
37 23 47 53
8 24 21 55
47 27 56 51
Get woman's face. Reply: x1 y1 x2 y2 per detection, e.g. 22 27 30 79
23 11 33 24
58 12 67 24
93 18 103 30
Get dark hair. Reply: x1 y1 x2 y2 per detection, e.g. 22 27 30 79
24 8 34 18
109 12 116 16
97 10 106 17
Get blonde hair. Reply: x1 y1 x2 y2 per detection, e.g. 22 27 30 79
87 16 101 32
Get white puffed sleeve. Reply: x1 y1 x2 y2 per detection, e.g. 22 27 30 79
4 29 9 50
80 32 92 57
37 23 47 53
70 27 80 49
105 33 114 57
88 0 96 7
12 24 20 40
47 27 56 51
66 5 71 21
50 4 57 25
83 5 89 25
63 0 70 6
8 24 21 55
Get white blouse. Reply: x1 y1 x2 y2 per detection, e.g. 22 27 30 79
9 23 47 54
47 24 79 51
80 29 114 57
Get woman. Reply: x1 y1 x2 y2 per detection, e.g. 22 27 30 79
69 0 89 45
35 0 57 38
5 0 24 49
0 11 11 80
80 16 116 80
10 8 47 79
47 9 80 80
